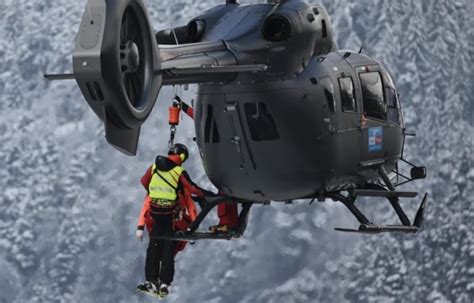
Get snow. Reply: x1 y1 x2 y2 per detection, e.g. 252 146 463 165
0 0 473 302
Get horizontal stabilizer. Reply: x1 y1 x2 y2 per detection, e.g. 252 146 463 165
352 189 418 198
44 73 75 81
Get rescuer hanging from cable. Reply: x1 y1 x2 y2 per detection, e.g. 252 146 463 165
136 96 216 298
136 143 217 298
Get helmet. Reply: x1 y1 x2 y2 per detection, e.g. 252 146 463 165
169 143 189 162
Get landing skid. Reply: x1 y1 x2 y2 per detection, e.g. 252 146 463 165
153 231 240 241
151 166 428 239
331 166 428 234
335 224 419 234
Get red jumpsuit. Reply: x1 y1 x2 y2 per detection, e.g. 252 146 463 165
138 154 212 285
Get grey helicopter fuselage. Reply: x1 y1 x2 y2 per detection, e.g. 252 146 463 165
65 0 405 202
157 1 404 201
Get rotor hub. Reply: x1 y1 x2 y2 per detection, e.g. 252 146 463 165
120 41 140 73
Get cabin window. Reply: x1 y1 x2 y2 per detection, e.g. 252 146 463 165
204 104 220 143
360 72 386 120
244 102 280 141
320 77 336 112
339 77 356 112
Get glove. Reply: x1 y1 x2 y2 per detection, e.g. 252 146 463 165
136 229 144 241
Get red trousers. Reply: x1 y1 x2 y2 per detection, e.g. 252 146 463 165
217 203 238 227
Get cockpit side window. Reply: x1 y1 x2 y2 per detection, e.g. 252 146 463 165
244 102 280 141
359 72 386 120
338 77 356 112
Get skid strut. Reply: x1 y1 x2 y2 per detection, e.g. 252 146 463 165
333 165 428 234
379 166 411 226
187 196 226 234
152 196 253 241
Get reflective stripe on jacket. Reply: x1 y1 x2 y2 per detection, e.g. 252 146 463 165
148 164 185 201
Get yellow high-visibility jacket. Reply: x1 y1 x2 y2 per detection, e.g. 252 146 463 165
148 164 185 201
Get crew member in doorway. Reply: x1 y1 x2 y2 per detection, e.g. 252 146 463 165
136 143 215 298
209 200 239 234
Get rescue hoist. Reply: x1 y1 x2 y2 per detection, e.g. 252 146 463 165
167 94 195 148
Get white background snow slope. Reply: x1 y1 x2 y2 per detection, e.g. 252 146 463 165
0 0 472 302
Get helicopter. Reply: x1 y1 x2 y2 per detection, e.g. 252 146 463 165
45 0 428 241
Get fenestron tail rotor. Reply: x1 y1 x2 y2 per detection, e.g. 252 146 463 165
46 0 163 155
82 0 161 155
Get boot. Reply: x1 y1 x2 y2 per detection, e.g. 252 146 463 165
209 224 229 233
159 284 170 299
137 281 159 297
